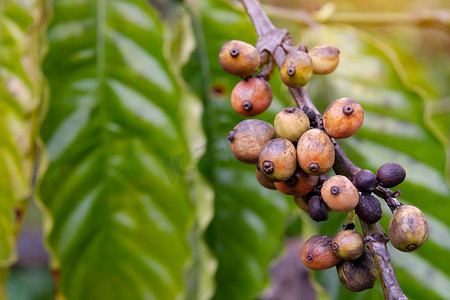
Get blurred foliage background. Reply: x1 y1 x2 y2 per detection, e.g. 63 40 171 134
0 0 449 299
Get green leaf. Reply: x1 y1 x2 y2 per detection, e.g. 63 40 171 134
0 0 46 268
39 0 213 299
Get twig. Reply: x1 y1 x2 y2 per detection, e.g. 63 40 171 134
240 0 408 298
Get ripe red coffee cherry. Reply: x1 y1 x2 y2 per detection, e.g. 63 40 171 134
228 119 275 164
255 166 276 190
294 196 309 212
301 235 341 271
389 205 429 252
219 40 260 77
274 107 310 143
297 129 335 176
274 168 319 196
231 78 273 117
308 195 329 222
321 175 359 212
258 138 297 181
308 45 340 75
377 162 406 188
354 169 377 192
355 193 382 224
332 230 364 260
280 51 313 88
337 250 378 292
323 97 364 139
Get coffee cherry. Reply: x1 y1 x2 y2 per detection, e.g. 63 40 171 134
323 98 364 139
280 51 313 88
274 168 319 196
297 129 335 176
332 230 364 260
337 250 378 292
301 235 341 271
321 175 359 212
355 193 382 224
231 77 273 117
258 138 297 181
301 106 317 124
228 119 275 164
274 107 310 143
308 45 340 75
354 169 377 192
308 195 328 222
219 40 260 77
389 205 429 252
255 166 276 190
377 162 406 188
294 196 309 212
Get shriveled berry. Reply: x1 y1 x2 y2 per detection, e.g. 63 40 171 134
301 235 341 271
332 230 364 260
308 45 340 75
302 106 317 124
274 168 319 196
389 205 429 252
258 138 297 181
274 107 310 143
297 129 335 176
280 51 313 88
219 40 260 77
377 162 406 188
354 169 377 192
294 196 309 212
231 77 273 117
321 175 359 212
228 119 275 164
355 193 382 224
337 250 378 292
323 98 364 139
255 166 276 190
308 195 329 222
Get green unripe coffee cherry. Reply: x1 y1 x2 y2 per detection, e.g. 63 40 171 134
219 40 260 77
332 230 364 260
228 119 275 164
389 205 429 252
297 129 335 176
258 138 297 181
280 51 313 88
308 45 340 75
274 107 310 143
337 250 378 292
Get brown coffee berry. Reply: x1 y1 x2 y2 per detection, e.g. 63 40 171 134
355 193 382 224
274 107 310 143
231 77 273 117
308 45 340 75
255 166 276 190
308 195 329 222
377 162 406 188
228 119 275 164
321 175 359 212
332 230 364 260
337 250 378 292
219 40 260 77
301 235 341 271
258 138 297 181
280 51 313 88
389 205 429 252
323 97 364 139
297 129 335 176
274 168 319 196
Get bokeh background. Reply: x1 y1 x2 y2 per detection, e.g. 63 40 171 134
1 0 449 299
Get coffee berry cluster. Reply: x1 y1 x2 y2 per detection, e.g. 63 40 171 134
219 39 429 293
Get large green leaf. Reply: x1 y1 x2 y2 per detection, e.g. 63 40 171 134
39 0 213 299
0 0 46 269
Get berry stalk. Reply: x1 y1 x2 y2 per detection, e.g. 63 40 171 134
240 0 408 298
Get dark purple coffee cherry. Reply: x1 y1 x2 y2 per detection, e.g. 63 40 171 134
354 169 377 192
308 195 328 222
355 193 382 224
377 162 406 188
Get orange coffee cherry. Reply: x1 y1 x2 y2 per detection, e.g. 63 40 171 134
231 77 272 117
297 129 335 176
219 40 260 77
323 97 364 139
321 175 359 212
274 168 319 196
